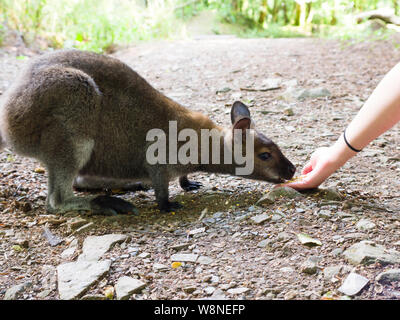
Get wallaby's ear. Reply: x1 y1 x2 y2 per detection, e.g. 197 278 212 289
233 117 251 131
231 101 251 124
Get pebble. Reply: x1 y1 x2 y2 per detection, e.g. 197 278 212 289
256 186 302 205
204 286 216 295
301 258 318 275
197 256 213 265
376 269 400 284
227 287 250 295
250 214 270 224
153 263 169 272
323 265 342 280
115 276 146 300
3 282 32 300
170 253 198 263
338 272 369 296
355 219 376 231
343 240 400 265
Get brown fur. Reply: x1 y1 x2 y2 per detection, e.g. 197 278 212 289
0 49 295 214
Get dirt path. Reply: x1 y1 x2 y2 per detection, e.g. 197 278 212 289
0 35 400 300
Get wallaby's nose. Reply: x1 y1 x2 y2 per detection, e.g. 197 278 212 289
282 161 296 180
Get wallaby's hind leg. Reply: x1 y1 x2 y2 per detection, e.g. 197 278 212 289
73 176 150 193
179 175 202 192
47 166 137 216
44 139 136 216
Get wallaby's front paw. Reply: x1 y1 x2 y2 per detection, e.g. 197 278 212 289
159 201 183 213
180 179 202 191
91 195 138 215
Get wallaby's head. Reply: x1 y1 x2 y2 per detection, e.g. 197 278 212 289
227 101 296 183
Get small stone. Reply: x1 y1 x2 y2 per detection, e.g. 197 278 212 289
250 214 270 224
284 290 297 300
37 289 52 299
170 253 198 263
227 287 250 295
338 272 369 296
280 267 294 273
183 286 197 294
323 265 342 280
301 258 318 275
4 282 32 300
283 108 294 116
61 246 76 259
355 219 376 231
204 286 216 295
376 269 400 284
343 240 400 265
115 276 146 300
170 243 190 251
257 239 272 248
188 227 206 236
197 256 213 265
256 187 302 205
153 263 169 272
297 233 322 247
271 214 283 222
318 210 332 219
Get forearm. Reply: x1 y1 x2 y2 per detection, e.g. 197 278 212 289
344 62 400 151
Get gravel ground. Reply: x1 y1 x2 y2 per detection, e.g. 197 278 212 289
0 35 399 300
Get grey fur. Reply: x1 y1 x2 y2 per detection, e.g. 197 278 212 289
0 49 295 214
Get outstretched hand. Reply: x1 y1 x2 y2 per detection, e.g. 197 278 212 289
281 146 346 190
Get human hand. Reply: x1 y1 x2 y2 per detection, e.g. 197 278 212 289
281 146 347 190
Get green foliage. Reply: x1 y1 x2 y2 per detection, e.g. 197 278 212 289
0 0 185 52
0 0 398 51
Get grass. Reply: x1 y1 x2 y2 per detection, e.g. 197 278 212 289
0 0 187 52
0 1 398 53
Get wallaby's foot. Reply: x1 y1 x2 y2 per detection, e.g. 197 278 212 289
90 195 138 215
47 195 137 216
159 201 183 213
179 176 202 191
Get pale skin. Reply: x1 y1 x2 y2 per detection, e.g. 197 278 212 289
284 62 400 190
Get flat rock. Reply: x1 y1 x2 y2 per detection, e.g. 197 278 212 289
197 256 213 265
376 269 400 284
338 272 369 296
355 219 376 231
153 263 169 272
115 276 146 300
78 234 127 261
250 214 270 224
257 187 302 205
57 260 111 300
170 253 198 263
343 240 400 265
323 265 342 280
297 233 322 247
3 282 32 300
227 287 250 295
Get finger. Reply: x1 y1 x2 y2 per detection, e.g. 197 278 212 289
301 161 314 175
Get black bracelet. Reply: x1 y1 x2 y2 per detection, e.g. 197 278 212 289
343 128 362 153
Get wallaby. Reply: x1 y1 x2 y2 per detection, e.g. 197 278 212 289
0 49 295 215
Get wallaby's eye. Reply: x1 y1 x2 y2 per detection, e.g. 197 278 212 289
258 152 271 161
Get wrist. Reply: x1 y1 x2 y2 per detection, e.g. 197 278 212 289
331 133 358 165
